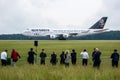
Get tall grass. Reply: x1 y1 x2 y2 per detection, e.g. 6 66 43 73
0 64 120 80
0 40 120 80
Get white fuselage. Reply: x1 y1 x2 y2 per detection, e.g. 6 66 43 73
23 28 108 39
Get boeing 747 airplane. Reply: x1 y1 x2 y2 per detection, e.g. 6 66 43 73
23 17 108 40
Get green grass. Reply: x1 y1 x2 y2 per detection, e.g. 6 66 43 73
0 40 120 80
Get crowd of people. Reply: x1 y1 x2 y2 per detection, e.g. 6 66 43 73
0 48 119 68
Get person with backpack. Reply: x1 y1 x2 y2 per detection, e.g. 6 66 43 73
111 49 119 68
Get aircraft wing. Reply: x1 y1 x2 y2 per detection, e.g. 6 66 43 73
69 33 78 35
94 28 109 32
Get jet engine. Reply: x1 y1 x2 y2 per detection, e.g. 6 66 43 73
49 35 57 39
63 34 69 38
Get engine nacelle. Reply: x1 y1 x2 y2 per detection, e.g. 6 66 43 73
49 35 57 39
63 34 69 38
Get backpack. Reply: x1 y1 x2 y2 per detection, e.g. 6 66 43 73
114 53 119 61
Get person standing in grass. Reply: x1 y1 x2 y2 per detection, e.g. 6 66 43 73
111 49 119 68
80 49 89 66
65 50 71 67
71 49 77 65
50 51 58 65
40 49 47 65
11 49 20 66
92 48 102 69
27 48 36 64
60 51 65 64
92 48 96 61
1 49 8 66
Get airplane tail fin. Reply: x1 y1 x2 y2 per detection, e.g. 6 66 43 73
89 17 108 29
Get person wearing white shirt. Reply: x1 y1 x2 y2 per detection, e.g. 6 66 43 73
1 50 8 66
80 49 89 66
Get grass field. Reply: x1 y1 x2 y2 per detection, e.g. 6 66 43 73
0 40 120 80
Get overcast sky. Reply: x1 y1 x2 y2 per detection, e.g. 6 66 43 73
0 0 120 34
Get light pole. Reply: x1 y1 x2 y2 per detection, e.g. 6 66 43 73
34 40 38 64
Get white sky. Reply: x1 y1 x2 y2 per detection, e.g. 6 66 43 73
0 0 120 34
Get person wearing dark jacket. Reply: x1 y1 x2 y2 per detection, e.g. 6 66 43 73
111 49 119 68
11 49 20 66
27 48 36 64
92 48 96 61
92 48 101 69
71 49 77 65
50 51 57 65
40 49 47 65
60 51 65 64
